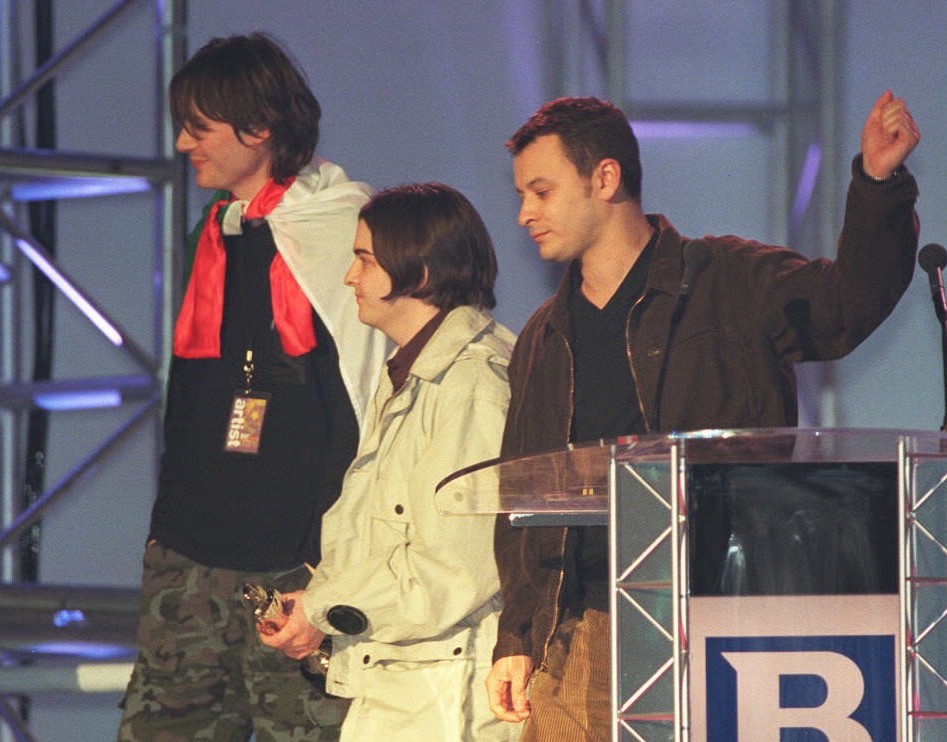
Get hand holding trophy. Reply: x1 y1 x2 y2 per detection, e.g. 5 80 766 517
243 582 331 679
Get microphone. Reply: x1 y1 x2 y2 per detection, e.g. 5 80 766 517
919 242 947 431
653 240 713 429
919 243 947 323
680 239 712 296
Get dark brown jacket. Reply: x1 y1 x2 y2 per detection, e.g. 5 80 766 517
493 156 920 666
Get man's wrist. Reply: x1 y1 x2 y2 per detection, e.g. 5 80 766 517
862 161 902 183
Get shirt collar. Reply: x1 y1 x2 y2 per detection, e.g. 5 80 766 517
386 309 449 392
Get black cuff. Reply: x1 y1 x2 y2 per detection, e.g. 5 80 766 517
327 604 368 635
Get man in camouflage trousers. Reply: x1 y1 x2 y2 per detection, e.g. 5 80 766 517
123 548 345 739
117 32 385 741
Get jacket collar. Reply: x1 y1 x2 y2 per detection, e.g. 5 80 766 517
400 305 502 383
542 214 687 336
645 214 688 295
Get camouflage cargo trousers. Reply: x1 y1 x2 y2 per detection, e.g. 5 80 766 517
117 542 349 741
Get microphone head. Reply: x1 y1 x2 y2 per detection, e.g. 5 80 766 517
684 239 712 272
919 243 947 274
679 239 712 296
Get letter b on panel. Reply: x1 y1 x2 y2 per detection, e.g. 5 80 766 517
705 636 895 741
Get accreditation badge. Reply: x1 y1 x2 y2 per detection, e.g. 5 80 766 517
223 392 270 454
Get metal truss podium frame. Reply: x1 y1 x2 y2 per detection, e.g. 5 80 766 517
436 427 947 741
902 437 947 741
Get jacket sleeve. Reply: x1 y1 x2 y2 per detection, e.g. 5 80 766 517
758 155 919 362
492 515 541 662
301 356 509 644
492 330 549 662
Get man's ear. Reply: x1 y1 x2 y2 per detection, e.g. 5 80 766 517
594 158 623 201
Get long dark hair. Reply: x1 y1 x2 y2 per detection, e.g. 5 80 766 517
170 32 321 183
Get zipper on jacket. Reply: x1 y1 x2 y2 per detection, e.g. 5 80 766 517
625 293 652 434
538 290 650 670
538 526 569 672
539 328 575 671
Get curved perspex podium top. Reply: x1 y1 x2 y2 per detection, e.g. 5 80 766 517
434 426 947 516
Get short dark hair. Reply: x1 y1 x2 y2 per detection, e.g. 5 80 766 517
507 96 642 200
169 32 321 183
359 183 498 311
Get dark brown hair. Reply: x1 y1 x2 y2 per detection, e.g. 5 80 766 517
359 183 498 311
169 32 321 183
507 96 642 200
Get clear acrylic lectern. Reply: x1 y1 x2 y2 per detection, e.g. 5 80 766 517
435 428 947 742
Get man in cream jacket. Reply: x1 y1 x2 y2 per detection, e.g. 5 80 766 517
260 182 520 741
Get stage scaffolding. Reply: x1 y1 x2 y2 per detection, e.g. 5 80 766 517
0 0 186 738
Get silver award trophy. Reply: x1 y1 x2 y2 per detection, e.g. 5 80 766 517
243 582 331 678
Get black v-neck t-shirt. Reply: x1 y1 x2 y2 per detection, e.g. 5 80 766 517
568 233 656 610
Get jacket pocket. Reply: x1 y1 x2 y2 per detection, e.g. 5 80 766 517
368 478 412 554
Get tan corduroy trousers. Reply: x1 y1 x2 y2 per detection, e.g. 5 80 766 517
521 608 610 742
